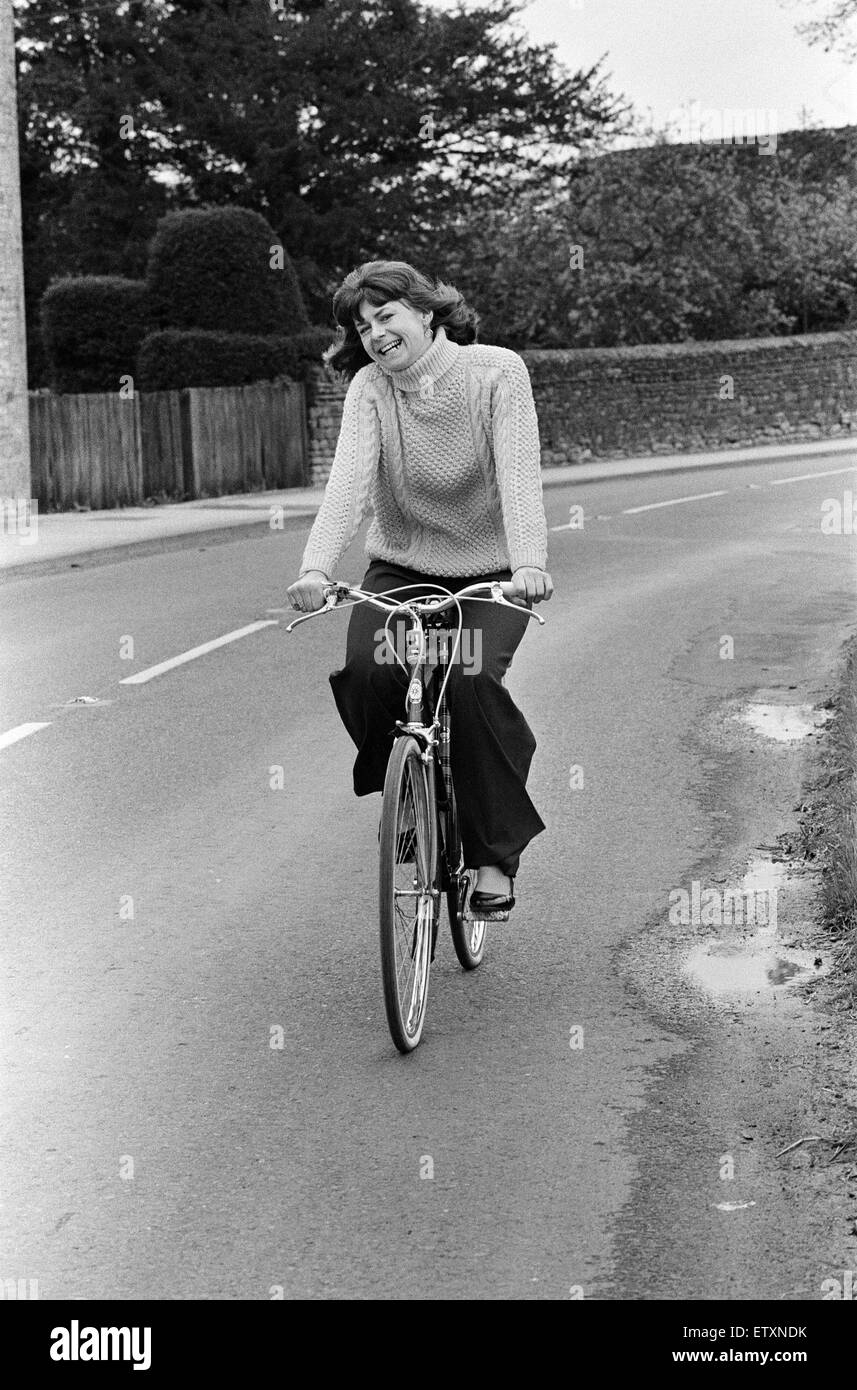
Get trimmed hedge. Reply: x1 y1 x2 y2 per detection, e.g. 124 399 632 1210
145 206 308 336
136 326 337 391
282 327 339 381
40 276 152 393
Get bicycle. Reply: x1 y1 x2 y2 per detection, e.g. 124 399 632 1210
287 579 545 1052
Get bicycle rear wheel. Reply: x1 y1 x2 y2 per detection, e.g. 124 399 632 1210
444 782 487 971
379 735 438 1052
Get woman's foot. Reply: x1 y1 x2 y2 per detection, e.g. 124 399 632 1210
469 867 515 920
475 865 511 895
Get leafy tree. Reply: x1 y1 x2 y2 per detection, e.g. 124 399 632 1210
15 0 172 382
441 130 857 347
443 142 786 347
14 0 629 380
749 173 857 332
18 0 856 371
779 0 857 58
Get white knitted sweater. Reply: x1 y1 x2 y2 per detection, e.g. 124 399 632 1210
298 326 549 579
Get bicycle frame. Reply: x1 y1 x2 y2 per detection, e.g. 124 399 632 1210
286 576 543 763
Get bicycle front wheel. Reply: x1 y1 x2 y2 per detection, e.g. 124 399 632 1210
379 736 438 1053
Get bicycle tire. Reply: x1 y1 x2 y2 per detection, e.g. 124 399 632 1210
379 735 438 1052
444 783 487 971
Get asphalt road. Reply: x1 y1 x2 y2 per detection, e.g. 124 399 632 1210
1 453 856 1300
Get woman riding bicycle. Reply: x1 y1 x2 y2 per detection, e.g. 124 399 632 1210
287 260 553 918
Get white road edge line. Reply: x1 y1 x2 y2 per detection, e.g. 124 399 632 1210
119 620 279 685
0 722 52 751
621 490 728 515
769 466 857 486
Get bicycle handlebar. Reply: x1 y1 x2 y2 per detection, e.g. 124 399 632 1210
326 579 518 611
285 579 546 632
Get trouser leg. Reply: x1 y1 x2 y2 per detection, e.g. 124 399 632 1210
328 561 430 795
443 595 545 874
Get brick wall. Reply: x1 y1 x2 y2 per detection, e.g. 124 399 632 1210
305 331 857 483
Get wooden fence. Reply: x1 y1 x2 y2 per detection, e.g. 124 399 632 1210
28 381 309 509
29 391 143 509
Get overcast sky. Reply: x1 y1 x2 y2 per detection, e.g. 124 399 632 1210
431 0 857 138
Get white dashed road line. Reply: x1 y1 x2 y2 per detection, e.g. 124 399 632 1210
621 490 729 515
769 466 856 486
119 620 279 685
0 722 52 751
551 463 856 531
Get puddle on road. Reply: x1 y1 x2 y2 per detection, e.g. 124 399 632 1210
685 940 823 995
737 703 832 742
683 856 830 998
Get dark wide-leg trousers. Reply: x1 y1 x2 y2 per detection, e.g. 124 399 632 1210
328 559 546 876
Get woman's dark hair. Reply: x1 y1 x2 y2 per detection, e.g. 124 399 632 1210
325 260 479 378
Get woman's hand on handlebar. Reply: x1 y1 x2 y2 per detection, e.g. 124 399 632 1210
510 566 554 604
286 569 330 614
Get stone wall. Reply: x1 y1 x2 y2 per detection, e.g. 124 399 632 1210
306 375 350 486
305 331 857 483
524 331 857 465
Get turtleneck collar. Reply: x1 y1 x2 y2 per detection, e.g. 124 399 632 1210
377 324 459 392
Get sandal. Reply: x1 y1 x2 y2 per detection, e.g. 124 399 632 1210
468 876 516 921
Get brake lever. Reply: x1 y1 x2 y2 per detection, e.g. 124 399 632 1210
471 588 546 625
285 582 358 631
507 600 545 625
284 608 326 633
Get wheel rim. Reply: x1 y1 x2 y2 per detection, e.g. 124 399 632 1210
460 872 486 957
391 756 435 1041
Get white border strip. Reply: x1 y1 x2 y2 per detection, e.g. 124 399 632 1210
119 620 278 685
0 722 52 751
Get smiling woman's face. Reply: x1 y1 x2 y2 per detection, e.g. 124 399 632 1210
354 297 431 371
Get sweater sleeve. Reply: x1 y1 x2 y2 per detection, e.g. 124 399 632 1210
298 368 380 578
490 351 549 572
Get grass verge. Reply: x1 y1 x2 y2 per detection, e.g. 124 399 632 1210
792 638 857 998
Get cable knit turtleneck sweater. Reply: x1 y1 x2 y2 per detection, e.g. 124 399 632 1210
298 326 549 580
